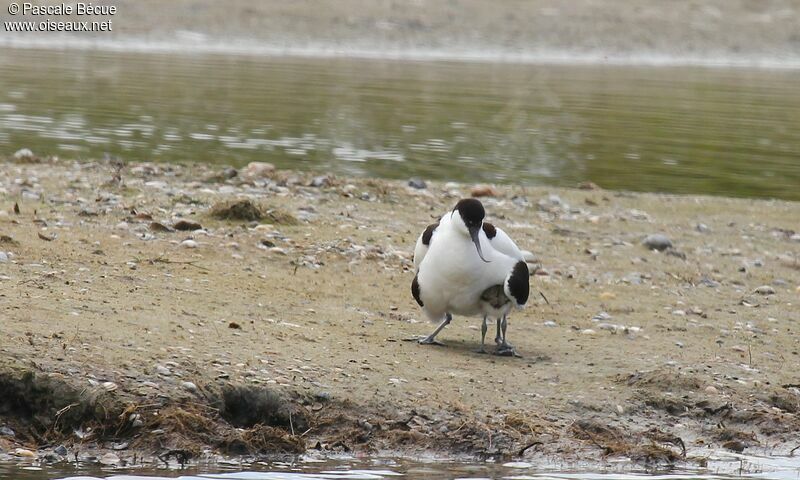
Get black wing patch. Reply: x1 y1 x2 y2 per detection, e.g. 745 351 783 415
421 221 439 246
482 222 497 239
507 261 530 305
412 274 423 307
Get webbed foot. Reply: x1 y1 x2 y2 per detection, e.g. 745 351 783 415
494 343 522 358
418 336 445 346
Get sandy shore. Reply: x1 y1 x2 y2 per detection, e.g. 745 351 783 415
1 154 800 469
2 0 800 65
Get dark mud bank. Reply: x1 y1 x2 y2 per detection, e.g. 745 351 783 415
0 361 308 461
0 361 530 464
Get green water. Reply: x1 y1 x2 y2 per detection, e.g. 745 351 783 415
1 48 799 200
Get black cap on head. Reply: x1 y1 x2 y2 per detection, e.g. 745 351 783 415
454 198 485 228
453 198 490 262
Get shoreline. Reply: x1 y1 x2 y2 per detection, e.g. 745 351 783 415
3 38 800 71
1 155 799 470
2 0 800 70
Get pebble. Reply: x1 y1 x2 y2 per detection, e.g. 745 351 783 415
310 175 331 187
537 195 568 213
115 221 130 231
173 220 202 231
543 320 557 327
150 221 173 232
642 234 672 251
628 209 651 221
129 413 144 428
0 425 15 437
241 161 275 180
511 195 529 207
705 385 719 394
699 277 720 288
754 285 776 295
790 234 800 243
220 167 238 179
0 252 8 263
99 452 121 465
144 180 167 189
13 148 35 161
315 391 331 401
54 445 68 456
504 462 533 468
696 223 711 233
181 381 198 392
407 178 426 189
101 381 118 392
470 185 498 197
155 364 171 376
13 448 36 457
796 286 800 294
672 309 686 316
41 453 62 463
581 329 597 335
180 239 198 249
592 312 612 322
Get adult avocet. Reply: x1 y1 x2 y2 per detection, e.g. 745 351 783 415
412 198 529 355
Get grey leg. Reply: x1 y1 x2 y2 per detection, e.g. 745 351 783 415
495 315 520 357
501 315 510 346
419 313 452 346
476 316 488 354
495 317 502 344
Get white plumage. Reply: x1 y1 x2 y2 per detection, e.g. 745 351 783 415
411 199 530 355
